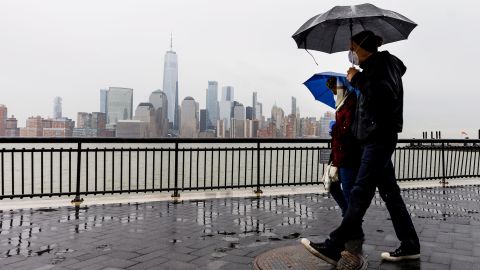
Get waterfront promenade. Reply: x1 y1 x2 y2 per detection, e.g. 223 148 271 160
0 183 479 269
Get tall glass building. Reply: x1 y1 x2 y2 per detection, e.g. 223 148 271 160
53 97 62 119
180 97 199 138
100 89 108 114
106 87 133 127
206 81 218 129
149 90 169 137
163 48 179 130
219 86 234 130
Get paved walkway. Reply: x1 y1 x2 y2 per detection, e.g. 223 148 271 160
0 185 479 269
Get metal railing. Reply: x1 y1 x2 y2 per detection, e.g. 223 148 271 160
0 138 479 201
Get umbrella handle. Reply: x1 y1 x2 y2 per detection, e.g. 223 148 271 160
349 19 354 68
305 49 319 66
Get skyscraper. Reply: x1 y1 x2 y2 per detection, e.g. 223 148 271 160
100 89 108 114
163 37 179 130
206 81 218 129
221 86 234 101
53 97 62 119
134 102 156 137
246 106 254 120
231 102 245 138
0 105 7 136
106 87 133 127
180 97 199 138
271 104 285 137
252 92 258 119
199 109 208 132
291 97 297 116
149 90 169 137
253 92 263 121
218 86 234 131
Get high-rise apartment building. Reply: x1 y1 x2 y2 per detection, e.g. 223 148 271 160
91 112 106 130
44 118 75 137
20 116 44 137
73 112 106 137
77 112 92 128
5 115 19 137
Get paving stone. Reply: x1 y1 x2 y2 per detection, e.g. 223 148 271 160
0 186 479 269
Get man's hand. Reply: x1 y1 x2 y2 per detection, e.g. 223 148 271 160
347 67 359 82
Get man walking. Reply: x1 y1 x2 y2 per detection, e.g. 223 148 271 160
302 30 420 269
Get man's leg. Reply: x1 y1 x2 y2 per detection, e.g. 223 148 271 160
330 142 389 245
377 160 420 261
305 142 388 265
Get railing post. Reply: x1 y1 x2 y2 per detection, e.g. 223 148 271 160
440 142 448 187
171 142 181 201
71 142 84 205
254 142 263 196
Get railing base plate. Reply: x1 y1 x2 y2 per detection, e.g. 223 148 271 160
171 194 181 203
71 197 84 206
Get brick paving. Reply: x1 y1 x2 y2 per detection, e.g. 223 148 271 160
0 185 479 269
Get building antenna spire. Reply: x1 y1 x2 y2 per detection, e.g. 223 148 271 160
170 32 173 50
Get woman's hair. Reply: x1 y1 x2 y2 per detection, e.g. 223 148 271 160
351 30 383 53
326 77 336 91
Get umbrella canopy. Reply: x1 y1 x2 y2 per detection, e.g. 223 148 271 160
303 72 356 109
292 3 417 53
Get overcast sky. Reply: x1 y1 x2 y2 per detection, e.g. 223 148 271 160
0 0 478 138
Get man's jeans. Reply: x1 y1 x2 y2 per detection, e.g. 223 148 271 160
328 134 420 252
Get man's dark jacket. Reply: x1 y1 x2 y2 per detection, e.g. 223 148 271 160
350 51 406 142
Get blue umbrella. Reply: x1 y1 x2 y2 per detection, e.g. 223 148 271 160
303 72 357 109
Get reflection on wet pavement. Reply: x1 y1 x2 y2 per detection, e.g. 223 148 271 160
0 185 478 269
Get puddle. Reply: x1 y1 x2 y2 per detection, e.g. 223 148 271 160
169 239 182 243
283 232 301 239
222 236 239 242
34 208 58 213
96 244 111 251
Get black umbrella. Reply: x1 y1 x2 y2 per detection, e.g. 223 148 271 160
292 3 417 53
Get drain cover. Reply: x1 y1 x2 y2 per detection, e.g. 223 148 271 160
253 245 334 270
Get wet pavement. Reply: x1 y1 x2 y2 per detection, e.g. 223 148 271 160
0 185 479 269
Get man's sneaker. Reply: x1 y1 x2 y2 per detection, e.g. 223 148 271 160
336 251 368 270
300 238 340 266
381 245 420 262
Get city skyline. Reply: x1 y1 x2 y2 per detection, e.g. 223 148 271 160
0 1 479 138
